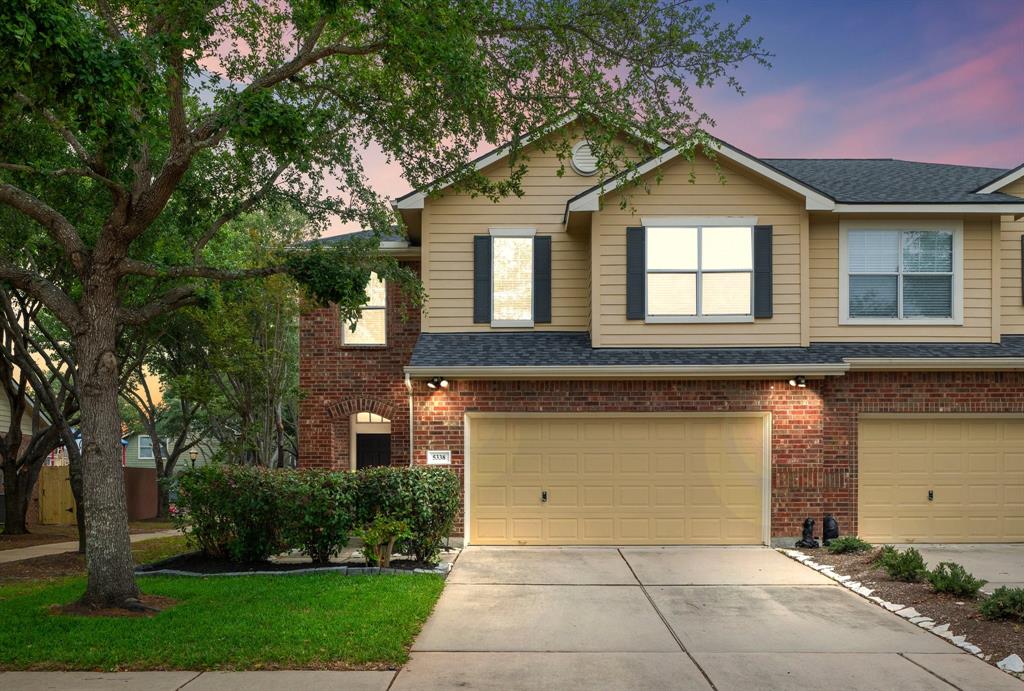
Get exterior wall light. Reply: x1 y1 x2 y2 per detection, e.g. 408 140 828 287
788 376 807 388
426 377 449 390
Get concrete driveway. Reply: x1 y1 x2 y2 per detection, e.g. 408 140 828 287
894 544 1024 592
392 546 1021 690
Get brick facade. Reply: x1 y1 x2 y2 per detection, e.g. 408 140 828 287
298 261 1024 540
405 371 1024 539
298 261 420 470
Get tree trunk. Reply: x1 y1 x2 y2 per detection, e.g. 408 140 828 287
2 463 28 534
76 312 139 607
68 450 86 554
156 474 171 519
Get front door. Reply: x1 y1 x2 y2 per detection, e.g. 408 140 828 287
356 433 392 469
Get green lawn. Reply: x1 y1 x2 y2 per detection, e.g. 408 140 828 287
0 573 444 671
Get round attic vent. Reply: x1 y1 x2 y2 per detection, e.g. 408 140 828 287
570 140 598 176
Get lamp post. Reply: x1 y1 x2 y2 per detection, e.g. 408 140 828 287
189 448 198 469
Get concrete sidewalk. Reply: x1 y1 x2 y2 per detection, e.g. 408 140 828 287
0 529 180 565
0 671 396 690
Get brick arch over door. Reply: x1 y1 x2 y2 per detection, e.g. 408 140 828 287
325 397 397 422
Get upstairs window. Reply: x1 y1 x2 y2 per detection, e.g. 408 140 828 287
491 232 534 326
343 272 386 345
841 222 962 323
646 225 753 320
138 435 154 460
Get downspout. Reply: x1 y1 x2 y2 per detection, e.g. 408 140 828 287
405 373 414 467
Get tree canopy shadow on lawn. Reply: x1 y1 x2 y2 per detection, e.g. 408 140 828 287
0 573 444 671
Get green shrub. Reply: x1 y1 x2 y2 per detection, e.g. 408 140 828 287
873 544 898 568
826 536 872 554
280 470 357 564
175 465 286 562
355 515 412 568
925 562 987 597
175 464 460 565
356 466 461 564
980 586 1024 622
883 547 927 582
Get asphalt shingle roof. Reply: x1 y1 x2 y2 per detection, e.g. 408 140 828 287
303 229 408 246
762 159 1020 204
409 332 1024 369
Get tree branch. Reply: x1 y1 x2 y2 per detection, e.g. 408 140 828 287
0 262 81 329
192 163 288 262
119 258 286 281
116 285 202 326
0 183 89 274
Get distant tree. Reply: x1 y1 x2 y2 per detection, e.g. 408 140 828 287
0 0 767 608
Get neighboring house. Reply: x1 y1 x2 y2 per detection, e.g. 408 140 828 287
299 117 1024 547
123 432 217 471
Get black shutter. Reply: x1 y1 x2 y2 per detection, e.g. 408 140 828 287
473 235 492 323
533 235 552 323
626 226 645 320
1020 235 1024 306
753 225 774 319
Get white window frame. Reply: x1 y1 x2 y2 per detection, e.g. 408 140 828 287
489 227 536 328
641 218 757 324
342 273 387 346
839 219 964 326
138 435 154 460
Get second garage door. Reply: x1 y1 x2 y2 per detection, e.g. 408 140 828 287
859 416 1024 543
469 414 766 545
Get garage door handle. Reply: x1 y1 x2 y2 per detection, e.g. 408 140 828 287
541 490 548 503
928 490 934 502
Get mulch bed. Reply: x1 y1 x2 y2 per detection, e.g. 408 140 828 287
137 552 435 575
52 594 178 618
800 548 1023 667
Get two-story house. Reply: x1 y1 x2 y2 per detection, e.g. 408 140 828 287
299 119 1024 546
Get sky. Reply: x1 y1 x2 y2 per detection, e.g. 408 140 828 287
346 0 1024 231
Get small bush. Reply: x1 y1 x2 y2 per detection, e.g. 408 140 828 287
280 470 357 564
826 536 872 554
873 544 898 568
175 465 286 562
980 586 1024 622
883 547 927 582
925 562 987 597
356 515 412 568
356 466 461 564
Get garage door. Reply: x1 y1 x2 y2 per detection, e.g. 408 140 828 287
859 417 1024 543
468 415 766 545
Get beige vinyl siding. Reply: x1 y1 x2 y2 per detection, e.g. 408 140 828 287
422 143 601 333
592 155 805 347
1000 179 1024 335
0 390 35 437
809 215 994 342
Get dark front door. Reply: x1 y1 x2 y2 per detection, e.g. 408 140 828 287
356 433 391 469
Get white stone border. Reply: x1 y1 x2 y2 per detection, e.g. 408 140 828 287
778 548 1023 679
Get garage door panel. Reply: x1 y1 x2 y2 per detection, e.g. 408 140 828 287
859 417 1024 543
470 415 765 545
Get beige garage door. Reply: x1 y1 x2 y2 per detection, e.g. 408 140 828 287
859 417 1024 543
469 415 766 545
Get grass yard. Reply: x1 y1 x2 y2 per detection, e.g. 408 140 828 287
0 572 445 671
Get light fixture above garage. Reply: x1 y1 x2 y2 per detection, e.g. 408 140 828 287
788 376 807 388
426 377 449 390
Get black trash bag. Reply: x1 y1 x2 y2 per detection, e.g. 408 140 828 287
822 514 840 546
794 517 819 548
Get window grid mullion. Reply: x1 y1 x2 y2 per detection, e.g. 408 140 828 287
696 227 703 317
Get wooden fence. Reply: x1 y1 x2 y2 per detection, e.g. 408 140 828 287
39 466 77 526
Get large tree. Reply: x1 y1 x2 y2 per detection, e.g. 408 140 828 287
0 0 767 608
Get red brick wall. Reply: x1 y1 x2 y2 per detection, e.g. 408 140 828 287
298 262 420 469
406 371 1024 538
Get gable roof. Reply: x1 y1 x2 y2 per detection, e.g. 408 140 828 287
975 162 1024 194
764 159 1020 203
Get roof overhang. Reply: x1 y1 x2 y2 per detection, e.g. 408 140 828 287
394 114 579 211
405 363 849 380
974 163 1024 194
831 203 1024 217
844 357 1024 371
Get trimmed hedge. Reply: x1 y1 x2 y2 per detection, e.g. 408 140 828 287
174 464 460 565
